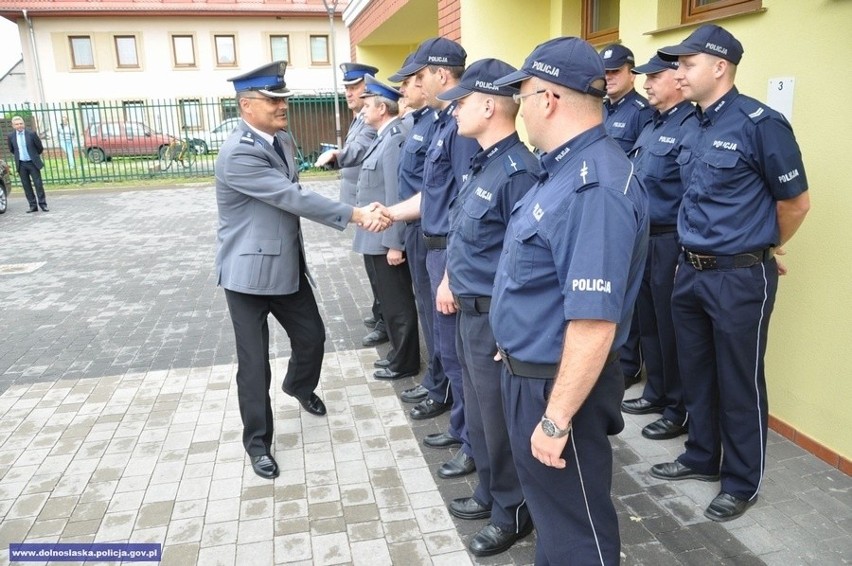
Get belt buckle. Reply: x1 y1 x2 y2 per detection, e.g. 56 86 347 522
686 251 703 271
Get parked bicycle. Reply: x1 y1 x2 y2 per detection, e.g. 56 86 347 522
159 126 198 171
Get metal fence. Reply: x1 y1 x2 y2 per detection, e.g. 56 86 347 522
0 94 348 186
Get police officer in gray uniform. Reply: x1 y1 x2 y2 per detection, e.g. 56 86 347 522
354 76 420 378
215 61 390 480
317 63 388 348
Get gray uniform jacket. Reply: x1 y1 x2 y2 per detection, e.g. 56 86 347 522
352 117 407 256
336 112 377 205
215 120 353 295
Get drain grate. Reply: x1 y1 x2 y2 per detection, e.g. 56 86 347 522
0 262 46 275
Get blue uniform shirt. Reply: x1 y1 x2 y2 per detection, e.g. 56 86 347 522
604 90 653 154
491 126 649 366
629 100 695 226
421 101 481 236
677 87 808 254
397 106 439 201
447 132 539 298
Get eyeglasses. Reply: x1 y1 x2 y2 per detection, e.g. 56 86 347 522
512 89 560 104
243 95 287 105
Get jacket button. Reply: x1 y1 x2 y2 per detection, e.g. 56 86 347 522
257 247 262 253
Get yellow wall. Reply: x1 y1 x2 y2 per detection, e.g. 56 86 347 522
355 43 416 85
352 0 852 460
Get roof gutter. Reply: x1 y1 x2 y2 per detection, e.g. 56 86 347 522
22 9 45 104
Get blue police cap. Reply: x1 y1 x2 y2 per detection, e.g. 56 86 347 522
631 54 679 75
600 43 635 70
340 62 379 85
437 58 519 101
395 37 467 77
359 75 402 102
658 24 744 65
388 52 416 83
228 61 290 98
494 37 606 98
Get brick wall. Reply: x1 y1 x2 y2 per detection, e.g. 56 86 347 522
437 0 461 41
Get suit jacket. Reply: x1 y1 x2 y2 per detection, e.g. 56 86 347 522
7 129 44 171
352 117 406 256
215 120 353 295
336 112 377 206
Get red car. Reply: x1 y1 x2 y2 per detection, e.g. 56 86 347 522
84 121 176 163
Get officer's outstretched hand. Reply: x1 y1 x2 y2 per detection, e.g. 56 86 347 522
354 202 392 233
531 424 568 469
314 149 338 168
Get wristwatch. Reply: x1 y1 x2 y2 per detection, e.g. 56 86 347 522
540 415 572 438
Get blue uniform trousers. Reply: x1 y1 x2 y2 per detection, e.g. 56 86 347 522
618 310 643 380
456 305 529 532
672 257 777 500
637 231 686 424
405 222 451 404
502 360 623 565
426 248 469 454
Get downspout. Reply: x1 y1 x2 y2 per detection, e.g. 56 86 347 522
23 9 46 104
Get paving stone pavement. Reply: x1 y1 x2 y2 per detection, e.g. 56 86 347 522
0 182 849 565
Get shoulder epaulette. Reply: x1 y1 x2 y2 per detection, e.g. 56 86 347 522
574 159 599 193
503 153 528 177
633 98 647 109
239 130 255 145
739 103 769 124
390 125 403 136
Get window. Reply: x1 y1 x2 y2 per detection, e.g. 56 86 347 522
310 35 329 65
221 98 238 120
179 99 202 131
270 35 290 63
582 0 619 45
70 36 95 69
682 0 762 24
172 35 196 67
80 102 100 127
114 36 139 68
214 34 237 66
123 101 146 123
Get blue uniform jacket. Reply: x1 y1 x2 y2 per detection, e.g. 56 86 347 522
604 90 653 154
491 125 649 366
421 101 481 237
447 132 539 298
676 87 808 254
398 106 439 201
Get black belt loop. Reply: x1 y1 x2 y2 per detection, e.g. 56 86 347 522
424 235 447 249
453 295 491 314
683 248 774 271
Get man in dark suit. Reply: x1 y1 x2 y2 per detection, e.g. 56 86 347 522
7 116 48 212
215 61 390 480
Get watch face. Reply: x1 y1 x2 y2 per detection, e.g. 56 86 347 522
542 418 557 437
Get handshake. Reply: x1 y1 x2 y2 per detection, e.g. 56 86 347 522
353 202 394 232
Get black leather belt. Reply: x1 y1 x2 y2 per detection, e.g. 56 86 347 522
683 248 773 271
650 224 677 235
424 235 447 249
453 295 491 314
497 347 618 379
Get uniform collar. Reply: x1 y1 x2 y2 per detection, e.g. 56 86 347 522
696 86 738 126
605 89 638 113
539 125 608 182
242 121 274 145
653 100 693 126
376 116 399 137
470 132 521 174
438 101 457 122
412 106 432 123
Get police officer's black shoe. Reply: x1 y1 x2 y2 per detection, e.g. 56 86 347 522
373 368 418 380
438 451 475 479
400 384 428 403
424 432 461 449
362 329 389 347
704 492 756 522
649 461 719 482
410 398 450 420
249 454 279 479
363 314 377 328
448 497 491 520
373 358 391 369
621 397 664 415
642 417 687 440
27 206 37 213
468 521 534 557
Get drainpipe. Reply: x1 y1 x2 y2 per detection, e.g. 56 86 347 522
23 9 46 104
